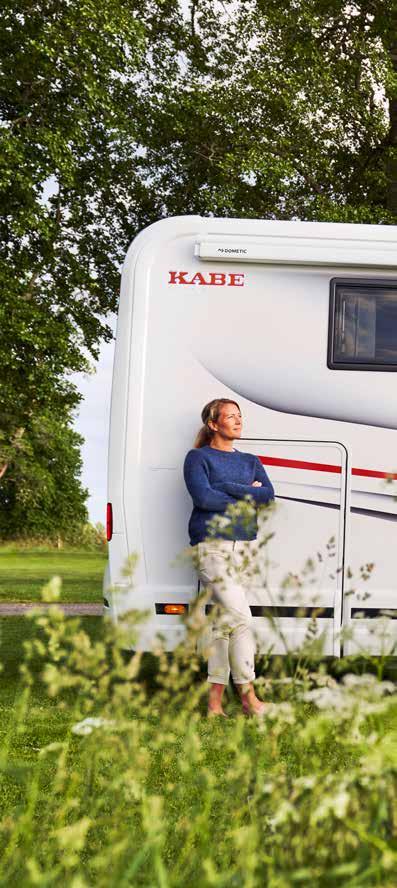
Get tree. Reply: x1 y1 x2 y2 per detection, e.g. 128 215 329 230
138 0 397 224
0 0 184 535
0 406 88 540
0 0 166 479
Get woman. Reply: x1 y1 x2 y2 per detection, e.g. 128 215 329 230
183 398 275 718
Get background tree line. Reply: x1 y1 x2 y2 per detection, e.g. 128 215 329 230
1 0 396 542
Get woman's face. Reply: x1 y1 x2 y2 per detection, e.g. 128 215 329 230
210 403 242 440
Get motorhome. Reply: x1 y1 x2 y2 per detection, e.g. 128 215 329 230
104 216 397 657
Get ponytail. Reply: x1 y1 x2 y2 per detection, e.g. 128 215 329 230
193 398 241 448
193 425 213 448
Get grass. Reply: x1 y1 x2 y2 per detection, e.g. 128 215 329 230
0 615 354 818
0 548 107 603
0 536 396 885
0 605 397 886
0 617 105 821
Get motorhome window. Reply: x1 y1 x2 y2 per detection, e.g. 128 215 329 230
328 279 397 370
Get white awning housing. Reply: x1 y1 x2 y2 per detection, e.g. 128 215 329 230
195 235 397 268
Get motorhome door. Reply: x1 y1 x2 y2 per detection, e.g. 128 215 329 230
234 439 348 658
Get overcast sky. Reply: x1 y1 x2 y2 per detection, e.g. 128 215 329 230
72 317 116 527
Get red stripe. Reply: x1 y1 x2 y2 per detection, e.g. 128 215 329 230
351 467 397 480
259 455 341 474
258 455 397 480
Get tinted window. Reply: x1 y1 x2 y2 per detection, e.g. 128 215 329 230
328 279 397 370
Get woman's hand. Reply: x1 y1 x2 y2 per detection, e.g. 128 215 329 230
252 481 262 487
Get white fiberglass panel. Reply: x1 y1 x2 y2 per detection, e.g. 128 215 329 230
343 511 397 656
184 263 397 430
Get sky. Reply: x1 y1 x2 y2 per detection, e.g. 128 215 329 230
71 317 116 527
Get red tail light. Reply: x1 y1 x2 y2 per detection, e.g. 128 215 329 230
106 502 113 541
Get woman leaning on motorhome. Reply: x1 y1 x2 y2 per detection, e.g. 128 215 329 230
183 398 275 718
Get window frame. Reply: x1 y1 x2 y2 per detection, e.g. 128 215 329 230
327 276 397 372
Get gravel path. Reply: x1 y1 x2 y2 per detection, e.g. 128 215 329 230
0 603 102 616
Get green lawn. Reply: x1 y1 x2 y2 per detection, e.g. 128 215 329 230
0 549 107 603
0 615 105 720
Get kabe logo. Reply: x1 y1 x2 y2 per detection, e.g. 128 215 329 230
168 270 245 287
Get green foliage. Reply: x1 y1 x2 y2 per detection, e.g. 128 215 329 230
65 521 107 551
139 0 397 223
0 534 396 885
0 408 88 539
16 522 108 552
0 0 151 486
0 525 106 552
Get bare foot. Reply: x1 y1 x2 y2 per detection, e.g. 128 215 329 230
208 682 227 718
237 683 270 717
207 706 228 718
241 698 269 717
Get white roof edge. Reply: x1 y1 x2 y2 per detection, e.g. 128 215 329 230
122 215 204 274
120 215 397 276
202 217 397 242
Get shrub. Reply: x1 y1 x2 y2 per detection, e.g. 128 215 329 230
0 522 108 552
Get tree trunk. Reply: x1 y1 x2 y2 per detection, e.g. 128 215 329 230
0 427 26 482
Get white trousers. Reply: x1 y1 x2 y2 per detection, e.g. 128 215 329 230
195 538 258 686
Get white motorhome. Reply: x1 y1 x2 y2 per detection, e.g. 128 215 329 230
104 216 397 657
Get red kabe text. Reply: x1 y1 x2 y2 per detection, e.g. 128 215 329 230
168 271 245 287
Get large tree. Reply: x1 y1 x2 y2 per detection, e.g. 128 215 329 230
0 0 179 482
139 0 397 222
0 0 186 536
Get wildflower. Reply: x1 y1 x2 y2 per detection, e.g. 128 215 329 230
210 515 231 530
268 800 298 828
303 686 348 711
342 673 395 696
261 782 274 794
311 790 350 824
71 717 115 736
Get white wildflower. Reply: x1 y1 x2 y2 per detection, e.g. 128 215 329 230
71 717 115 736
268 800 298 828
294 775 317 790
209 516 230 530
265 702 296 723
261 782 274 794
311 790 350 824
303 686 348 711
342 673 395 696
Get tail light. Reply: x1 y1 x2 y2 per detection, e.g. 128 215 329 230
106 502 113 541
164 604 187 615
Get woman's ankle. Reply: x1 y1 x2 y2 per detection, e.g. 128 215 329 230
208 681 226 700
208 682 227 713
235 681 255 698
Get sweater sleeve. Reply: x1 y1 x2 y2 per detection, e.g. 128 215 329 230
213 458 275 504
183 450 238 511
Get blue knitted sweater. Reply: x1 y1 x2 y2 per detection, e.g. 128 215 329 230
183 444 275 546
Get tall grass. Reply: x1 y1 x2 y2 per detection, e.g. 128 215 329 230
0 497 396 886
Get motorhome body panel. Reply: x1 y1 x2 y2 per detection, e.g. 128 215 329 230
105 217 397 656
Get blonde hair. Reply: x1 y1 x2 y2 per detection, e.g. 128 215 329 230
193 398 241 448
